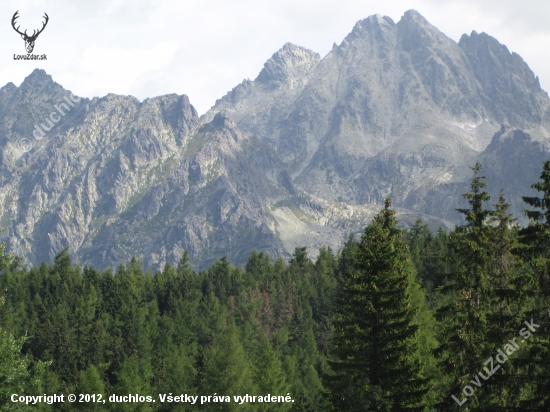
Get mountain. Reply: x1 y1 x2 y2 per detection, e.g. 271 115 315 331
208 11 550 219
1 10 549 269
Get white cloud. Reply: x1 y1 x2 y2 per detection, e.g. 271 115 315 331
70 43 177 98
0 0 549 114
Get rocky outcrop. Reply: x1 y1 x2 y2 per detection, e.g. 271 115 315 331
1 10 549 270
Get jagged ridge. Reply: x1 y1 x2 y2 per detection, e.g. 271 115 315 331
1 10 549 270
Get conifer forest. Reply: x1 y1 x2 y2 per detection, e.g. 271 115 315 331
2 160 550 411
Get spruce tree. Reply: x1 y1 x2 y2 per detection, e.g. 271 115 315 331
517 159 550 410
405 220 452 297
202 322 256 411
253 339 291 411
113 355 153 412
326 198 430 411
435 162 495 410
478 191 527 409
152 342 196 407
289 328 326 410
76 365 105 411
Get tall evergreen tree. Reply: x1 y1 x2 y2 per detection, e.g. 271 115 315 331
405 220 452 298
481 191 527 409
76 365 105 411
113 355 153 412
288 328 326 411
202 322 256 411
434 162 496 410
517 159 550 410
326 198 430 411
253 339 291 412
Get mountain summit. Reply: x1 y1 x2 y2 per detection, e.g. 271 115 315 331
1 10 549 269
255 43 320 88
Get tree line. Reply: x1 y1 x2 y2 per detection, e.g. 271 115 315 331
1 160 550 411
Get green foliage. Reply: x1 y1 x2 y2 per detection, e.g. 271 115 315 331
0 235 48 412
434 163 497 409
405 220 451 297
202 322 255 411
0 247 332 411
253 339 290 411
76 365 106 411
4 160 550 410
326 199 431 411
0 297 50 411
516 159 550 410
113 356 153 412
434 165 534 410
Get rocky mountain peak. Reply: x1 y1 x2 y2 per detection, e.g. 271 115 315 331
0 69 82 152
458 30 524 70
459 30 549 127
255 42 320 88
347 9 433 39
352 13 395 31
340 13 396 50
397 9 455 52
0 82 17 94
19 68 56 91
2 11 550 271
10 69 75 108
401 9 430 24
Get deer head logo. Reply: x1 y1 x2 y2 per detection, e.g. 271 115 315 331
11 11 49 54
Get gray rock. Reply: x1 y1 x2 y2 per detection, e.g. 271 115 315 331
0 10 549 270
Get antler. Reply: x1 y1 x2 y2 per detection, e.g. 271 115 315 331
28 13 49 40
11 11 27 37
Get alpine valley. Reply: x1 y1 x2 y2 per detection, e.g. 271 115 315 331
1 10 549 270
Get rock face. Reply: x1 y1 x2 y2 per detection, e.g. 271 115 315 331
1 10 549 270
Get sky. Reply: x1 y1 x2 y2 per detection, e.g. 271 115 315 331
0 0 549 115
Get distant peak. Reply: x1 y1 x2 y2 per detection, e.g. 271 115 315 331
460 31 504 46
281 42 309 52
27 68 52 80
396 9 453 50
459 30 512 56
362 13 393 23
398 9 438 30
0 82 17 93
402 9 425 19
340 13 396 48
352 13 395 33
20 68 55 88
255 43 320 86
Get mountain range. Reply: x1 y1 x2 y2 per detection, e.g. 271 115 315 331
1 9 549 270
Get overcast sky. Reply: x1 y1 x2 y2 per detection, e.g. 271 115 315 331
0 0 549 115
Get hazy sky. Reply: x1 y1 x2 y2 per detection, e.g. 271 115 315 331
1 0 549 114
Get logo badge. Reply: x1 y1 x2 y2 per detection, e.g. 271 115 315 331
11 11 49 54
